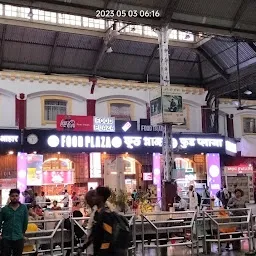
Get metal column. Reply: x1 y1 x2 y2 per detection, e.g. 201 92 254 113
157 26 173 182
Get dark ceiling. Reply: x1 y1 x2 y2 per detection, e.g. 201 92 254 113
0 1 256 100
3 0 256 40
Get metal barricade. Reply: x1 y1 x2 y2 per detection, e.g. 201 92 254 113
202 208 255 255
140 211 198 256
71 214 136 256
24 218 66 255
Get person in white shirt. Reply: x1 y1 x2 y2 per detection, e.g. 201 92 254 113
188 185 198 210
62 189 69 208
175 196 187 211
39 191 46 208
34 193 40 205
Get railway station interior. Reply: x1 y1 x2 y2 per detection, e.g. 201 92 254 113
1 0 256 255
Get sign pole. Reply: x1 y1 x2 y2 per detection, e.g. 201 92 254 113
157 26 173 181
157 26 176 210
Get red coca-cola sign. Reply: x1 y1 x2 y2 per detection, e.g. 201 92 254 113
57 115 93 131
60 118 76 129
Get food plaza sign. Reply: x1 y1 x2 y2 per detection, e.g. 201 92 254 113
31 131 238 155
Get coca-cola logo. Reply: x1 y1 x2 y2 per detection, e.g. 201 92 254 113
60 119 75 129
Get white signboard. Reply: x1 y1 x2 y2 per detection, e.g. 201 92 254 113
93 117 115 132
150 87 185 125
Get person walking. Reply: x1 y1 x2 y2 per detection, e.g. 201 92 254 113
188 185 198 210
0 188 28 256
85 186 129 256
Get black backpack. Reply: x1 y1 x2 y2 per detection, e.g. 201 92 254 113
197 192 201 206
110 211 131 250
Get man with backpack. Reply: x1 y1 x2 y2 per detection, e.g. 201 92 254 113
85 186 130 256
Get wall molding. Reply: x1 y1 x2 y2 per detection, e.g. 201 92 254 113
28 90 86 102
0 88 16 97
97 95 147 106
0 70 205 94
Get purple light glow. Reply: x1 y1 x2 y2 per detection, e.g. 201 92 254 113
153 153 161 205
206 153 221 197
17 152 28 203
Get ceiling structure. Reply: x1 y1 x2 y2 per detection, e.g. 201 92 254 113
0 1 256 100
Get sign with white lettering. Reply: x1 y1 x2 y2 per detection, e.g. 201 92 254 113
0 130 21 152
57 115 115 132
224 166 253 174
24 130 237 156
93 117 115 132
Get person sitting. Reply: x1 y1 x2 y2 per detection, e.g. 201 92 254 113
44 199 52 211
23 217 39 256
51 200 61 211
33 205 43 216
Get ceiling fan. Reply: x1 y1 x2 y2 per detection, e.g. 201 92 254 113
203 40 256 111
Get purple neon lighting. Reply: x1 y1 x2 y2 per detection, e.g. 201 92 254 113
206 153 221 197
153 153 161 203
17 152 28 203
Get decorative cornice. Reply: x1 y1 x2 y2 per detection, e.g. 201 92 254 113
0 70 205 95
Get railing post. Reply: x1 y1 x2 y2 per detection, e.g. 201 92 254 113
61 219 64 256
71 218 75 255
203 211 207 254
156 229 160 256
141 215 145 256
132 215 136 256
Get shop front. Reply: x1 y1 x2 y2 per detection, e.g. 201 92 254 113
0 129 21 204
23 129 237 200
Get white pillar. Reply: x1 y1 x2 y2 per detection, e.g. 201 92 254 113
156 26 173 182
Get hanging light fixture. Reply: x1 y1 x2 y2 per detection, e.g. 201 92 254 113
244 87 252 95
28 8 33 18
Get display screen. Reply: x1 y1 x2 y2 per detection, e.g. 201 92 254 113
143 173 153 181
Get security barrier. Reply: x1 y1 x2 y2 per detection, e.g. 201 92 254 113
140 211 198 256
22 214 136 256
202 208 255 255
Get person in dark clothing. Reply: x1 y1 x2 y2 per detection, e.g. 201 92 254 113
65 210 84 256
87 186 126 256
0 188 28 256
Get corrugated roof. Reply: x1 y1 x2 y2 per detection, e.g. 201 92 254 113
1 23 256 93
176 0 242 19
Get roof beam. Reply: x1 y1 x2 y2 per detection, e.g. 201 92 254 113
248 42 256 53
104 0 111 9
143 45 158 81
92 29 119 75
46 32 59 75
194 35 214 48
197 53 203 86
197 47 229 81
92 39 108 75
0 24 7 70
231 0 251 32
162 0 180 24
214 72 256 97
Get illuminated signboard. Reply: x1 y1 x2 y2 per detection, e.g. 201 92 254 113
24 130 237 155
47 135 225 150
0 135 19 143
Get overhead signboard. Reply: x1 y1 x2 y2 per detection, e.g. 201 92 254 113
24 129 237 156
224 166 253 174
56 115 115 132
150 87 185 125
0 129 21 152
115 120 137 133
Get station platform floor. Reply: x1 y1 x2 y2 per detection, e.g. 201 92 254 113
134 240 253 255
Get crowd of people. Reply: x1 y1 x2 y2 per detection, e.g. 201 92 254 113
0 187 129 256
